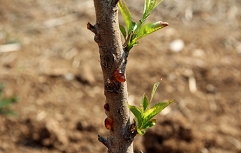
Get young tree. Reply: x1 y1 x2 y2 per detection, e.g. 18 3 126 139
88 0 171 152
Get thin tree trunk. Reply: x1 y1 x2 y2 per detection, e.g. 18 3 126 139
88 0 135 153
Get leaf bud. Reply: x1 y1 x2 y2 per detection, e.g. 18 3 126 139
104 103 110 111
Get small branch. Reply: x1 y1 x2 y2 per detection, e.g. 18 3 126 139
122 32 133 49
87 22 97 34
87 22 101 43
98 135 109 148
123 119 137 141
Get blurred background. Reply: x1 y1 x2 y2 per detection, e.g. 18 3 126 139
0 0 240 153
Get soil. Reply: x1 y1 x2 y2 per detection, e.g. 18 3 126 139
0 0 241 153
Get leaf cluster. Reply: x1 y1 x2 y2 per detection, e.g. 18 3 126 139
128 82 173 135
118 0 168 51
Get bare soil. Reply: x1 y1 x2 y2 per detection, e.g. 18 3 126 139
0 0 241 153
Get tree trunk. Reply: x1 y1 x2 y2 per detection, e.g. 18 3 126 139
88 0 135 153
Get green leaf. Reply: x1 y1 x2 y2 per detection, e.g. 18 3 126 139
142 118 156 129
143 100 173 123
143 0 150 21
118 0 165 52
143 0 150 14
143 0 163 19
154 0 163 9
118 0 133 34
128 82 173 135
128 103 143 127
150 82 160 103
133 21 168 42
134 0 157 37
137 128 146 135
141 0 156 23
126 38 138 51
144 0 155 15
142 94 149 112
119 24 127 38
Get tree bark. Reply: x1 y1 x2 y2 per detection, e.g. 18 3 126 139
88 0 135 153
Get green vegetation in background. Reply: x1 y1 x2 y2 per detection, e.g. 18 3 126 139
0 83 18 116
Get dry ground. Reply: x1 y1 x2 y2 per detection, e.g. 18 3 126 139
0 0 241 153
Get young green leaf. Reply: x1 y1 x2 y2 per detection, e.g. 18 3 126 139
142 94 149 112
154 0 163 9
119 24 127 38
118 0 133 34
142 118 156 129
142 0 162 24
134 0 157 38
137 128 146 135
133 21 169 42
150 82 160 103
143 100 173 123
128 103 143 127
143 0 150 14
129 81 173 135
143 0 151 21
144 0 155 15
144 0 163 16
126 38 138 51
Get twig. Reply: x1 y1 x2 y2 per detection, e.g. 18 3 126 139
98 135 109 148
87 22 100 43
87 22 97 34
0 43 21 53
188 75 197 93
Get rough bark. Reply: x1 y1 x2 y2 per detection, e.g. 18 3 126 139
88 0 135 153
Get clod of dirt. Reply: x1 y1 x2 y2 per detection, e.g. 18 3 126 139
76 64 96 85
18 118 68 151
76 121 97 132
143 115 203 153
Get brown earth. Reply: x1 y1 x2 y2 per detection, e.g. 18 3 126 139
0 0 241 153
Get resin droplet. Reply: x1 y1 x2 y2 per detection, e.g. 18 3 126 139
104 117 113 130
104 103 110 111
114 69 126 82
